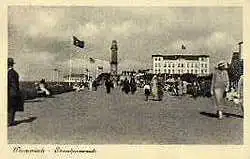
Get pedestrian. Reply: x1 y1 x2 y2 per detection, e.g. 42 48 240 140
39 79 51 96
143 82 151 101
211 61 230 119
237 75 244 116
105 75 112 94
130 77 137 95
8 57 24 126
151 75 158 100
123 78 130 94
157 76 164 101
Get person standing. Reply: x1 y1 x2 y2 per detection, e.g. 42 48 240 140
105 75 112 94
151 75 158 100
211 61 230 119
237 75 244 116
8 57 23 126
157 76 164 101
143 82 151 101
130 77 137 95
123 78 130 94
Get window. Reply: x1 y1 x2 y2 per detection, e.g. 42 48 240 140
201 70 204 74
155 69 157 73
187 70 189 73
158 63 161 67
158 69 160 73
164 63 167 67
172 70 175 73
195 63 198 68
178 63 180 67
191 70 193 73
178 70 180 74
158 58 161 61
155 63 157 67
168 63 171 67
164 69 166 73
201 64 204 67
205 64 207 68
191 63 193 68
172 63 175 68
168 69 171 73
187 63 189 68
181 64 184 67
195 70 198 74
155 58 157 61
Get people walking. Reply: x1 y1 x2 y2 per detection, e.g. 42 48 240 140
122 78 130 94
157 76 164 101
211 61 230 119
143 82 151 101
130 77 137 95
151 75 158 100
105 75 113 94
8 57 24 126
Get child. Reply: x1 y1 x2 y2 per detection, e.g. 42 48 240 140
144 82 151 101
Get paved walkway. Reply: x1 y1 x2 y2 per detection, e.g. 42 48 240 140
8 86 243 144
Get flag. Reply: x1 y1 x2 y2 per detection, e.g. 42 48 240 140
238 41 243 45
97 66 103 70
73 36 84 48
181 44 186 50
89 57 95 63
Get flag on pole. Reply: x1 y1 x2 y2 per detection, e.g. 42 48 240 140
181 44 186 50
89 57 95 63
98 66 103 70
73 36 84 48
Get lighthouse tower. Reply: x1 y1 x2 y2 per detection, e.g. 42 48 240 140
110 40 118 76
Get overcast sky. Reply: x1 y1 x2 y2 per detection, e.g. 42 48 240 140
8 6 242 81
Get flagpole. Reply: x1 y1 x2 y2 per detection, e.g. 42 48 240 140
69 52 72 86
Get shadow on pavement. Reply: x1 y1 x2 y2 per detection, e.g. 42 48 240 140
9 117 37 127
223 112 243 119
25 99 43 103
200 112 218 118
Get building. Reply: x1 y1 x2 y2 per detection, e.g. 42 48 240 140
228 42 244 88
152 54 210 76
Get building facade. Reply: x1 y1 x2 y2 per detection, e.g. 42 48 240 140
152 54 210 76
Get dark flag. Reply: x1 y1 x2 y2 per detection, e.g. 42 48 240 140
98 66 103 70
182 44 186 50
73 36 84 48
89 57 95 63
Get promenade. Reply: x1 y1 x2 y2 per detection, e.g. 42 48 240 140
8 86 243 144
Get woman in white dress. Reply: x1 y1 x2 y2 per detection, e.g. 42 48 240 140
151 75 158 100
211 61 229 119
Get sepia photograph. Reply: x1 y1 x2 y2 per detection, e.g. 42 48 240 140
7 6 243 145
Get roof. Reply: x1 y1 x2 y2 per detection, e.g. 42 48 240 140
152 54 209 60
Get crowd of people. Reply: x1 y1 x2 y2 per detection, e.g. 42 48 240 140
7 58 244 127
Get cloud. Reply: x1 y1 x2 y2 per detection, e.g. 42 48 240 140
8 6 242 81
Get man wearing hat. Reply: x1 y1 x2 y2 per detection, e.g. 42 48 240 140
8 57 23 126
211 61 230 119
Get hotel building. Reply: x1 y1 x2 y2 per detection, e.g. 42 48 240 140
152 54 210 76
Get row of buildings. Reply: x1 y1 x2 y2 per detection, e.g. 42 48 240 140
62 42 243 85
152 54 210 76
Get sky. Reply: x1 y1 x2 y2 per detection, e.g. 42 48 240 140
8 6 242 81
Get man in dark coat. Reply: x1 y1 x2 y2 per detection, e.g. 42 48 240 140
8 57 23 126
